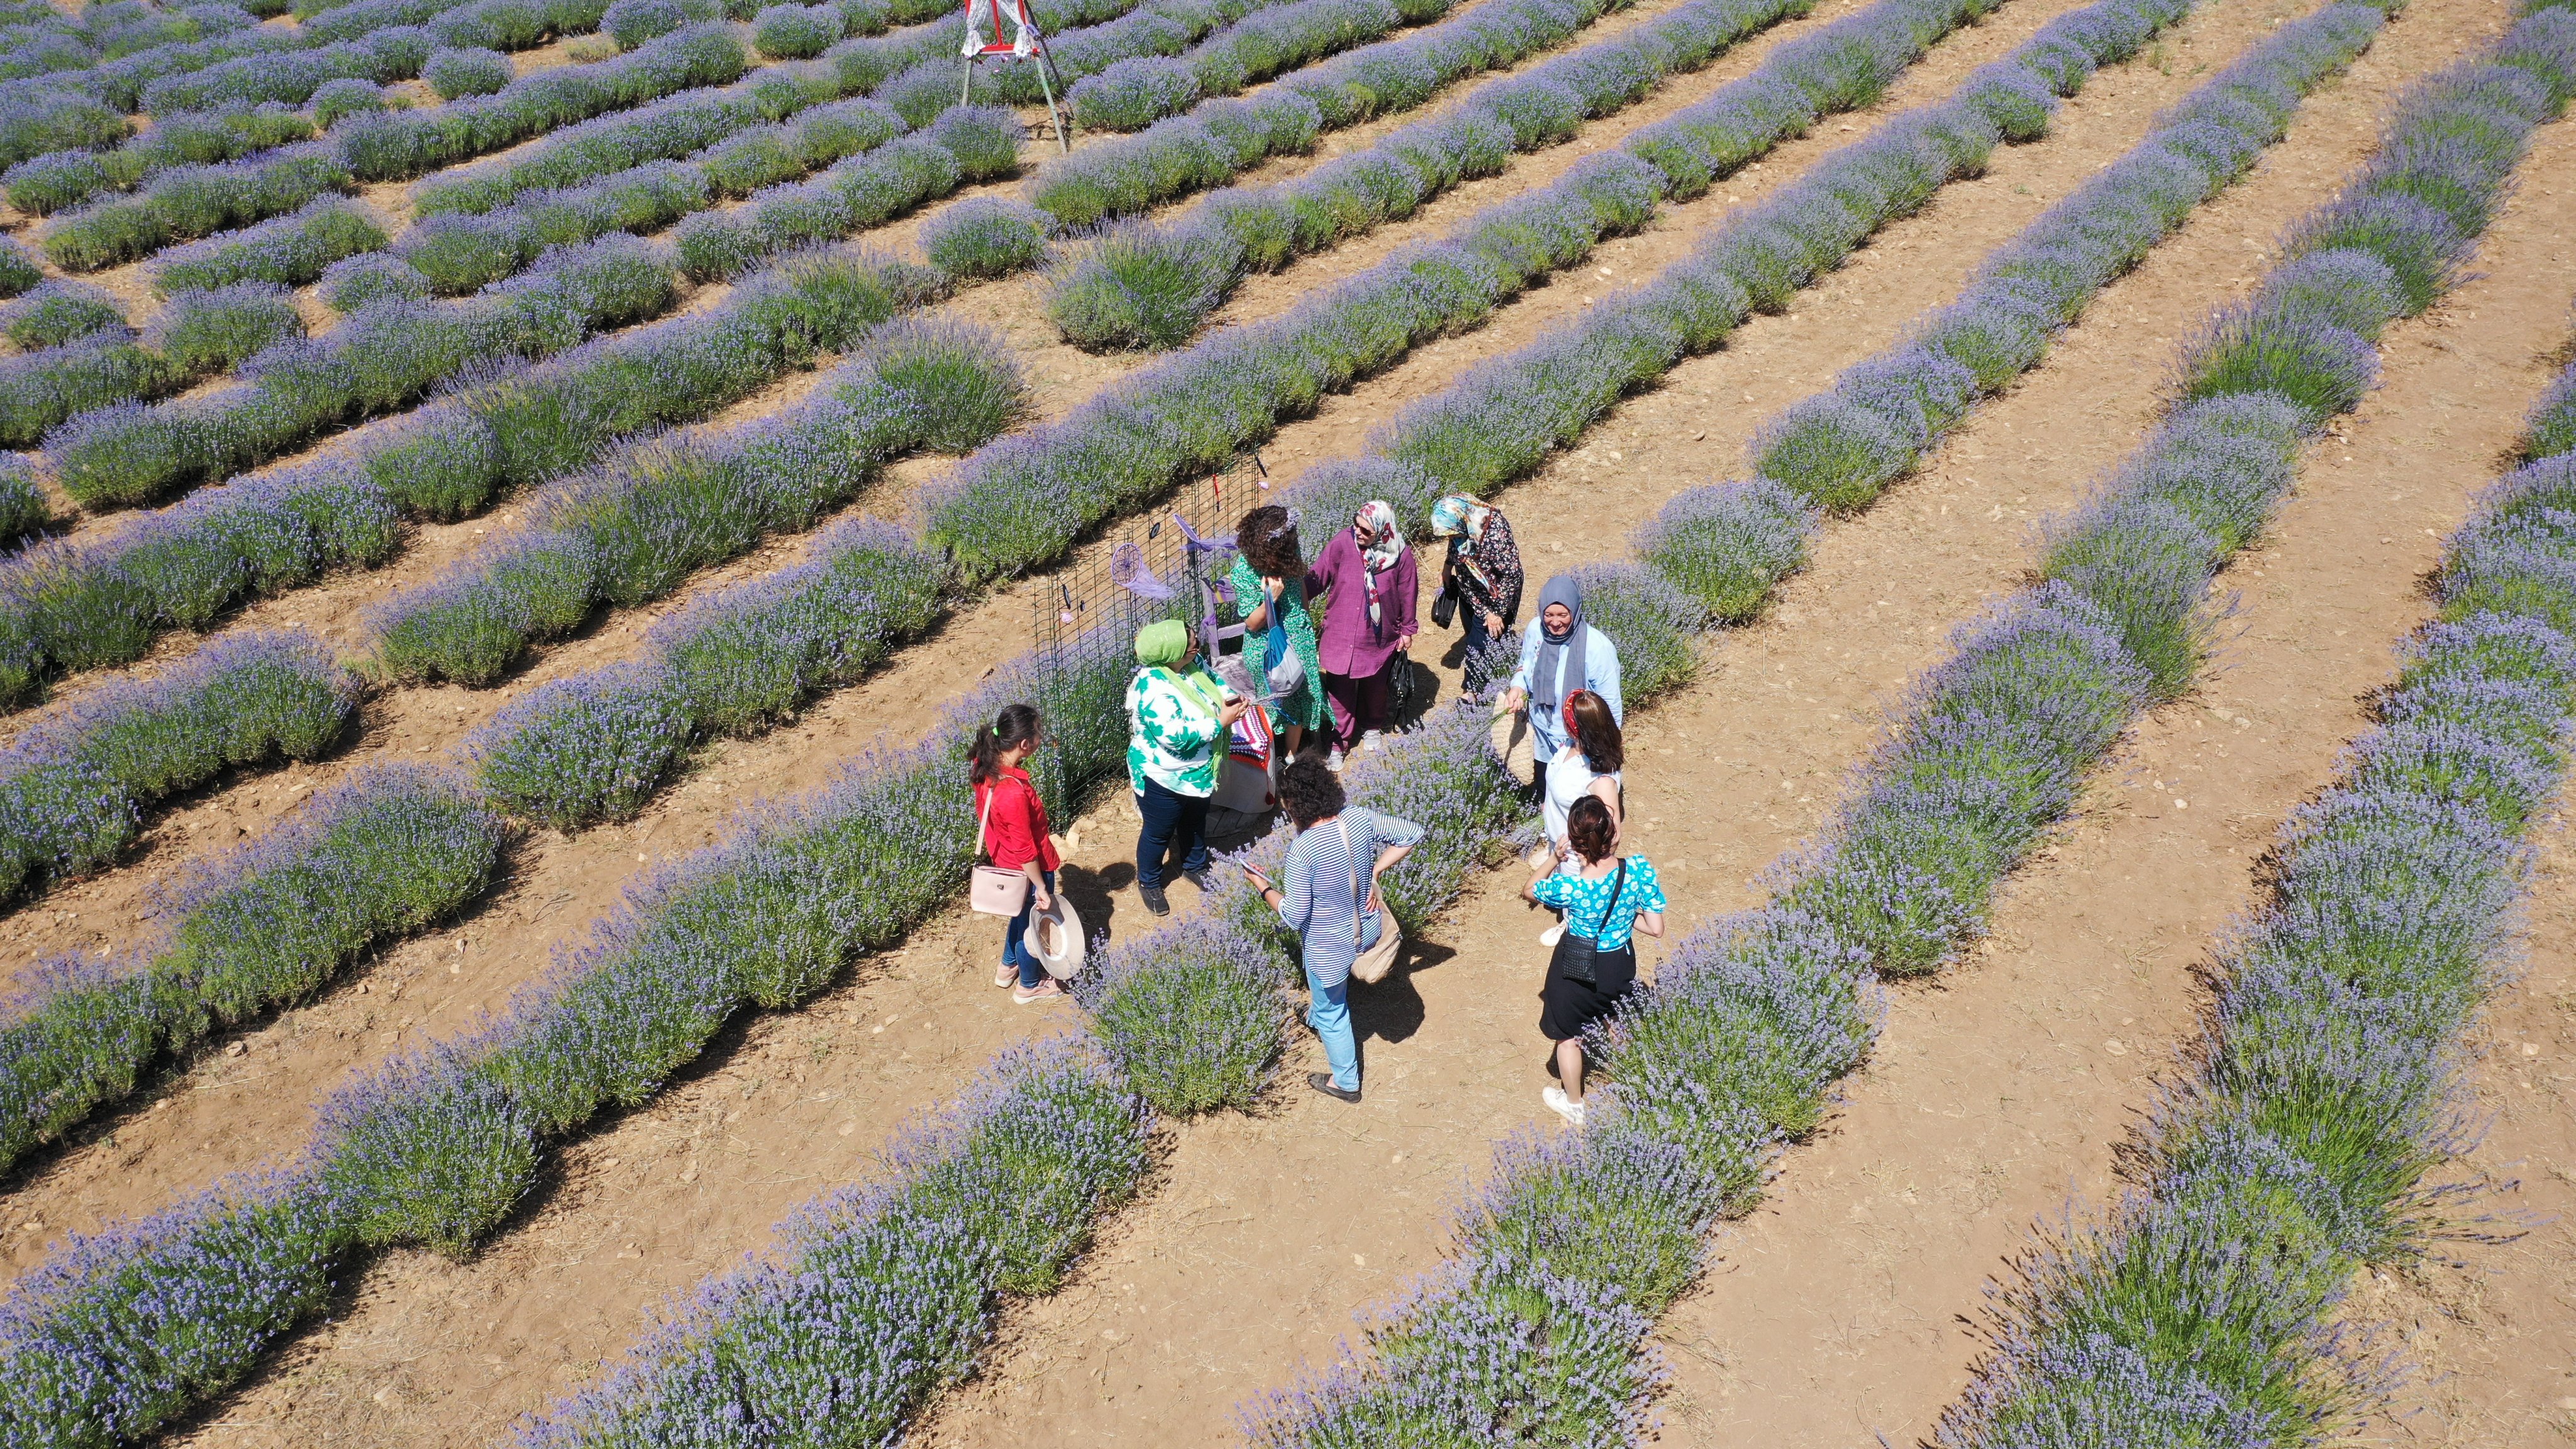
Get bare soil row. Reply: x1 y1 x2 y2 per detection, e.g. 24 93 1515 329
97 0 2484 1438
0 0 1886 1287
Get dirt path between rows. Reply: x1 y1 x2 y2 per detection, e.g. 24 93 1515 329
891 1 2547 1443
0 0 1788 978
16 0 2519 1440
0 0 1884 1246
2363 787 2576 1448
56 0 2185 1439
1635 43 2576 1449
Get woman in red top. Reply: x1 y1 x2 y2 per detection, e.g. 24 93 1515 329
971 703 1064 1003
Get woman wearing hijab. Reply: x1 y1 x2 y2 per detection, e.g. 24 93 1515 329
1428 495 1523 695
1126 619 1249 917
1229 504 1325 759
1311 499 1418 768
1497 574 1623 767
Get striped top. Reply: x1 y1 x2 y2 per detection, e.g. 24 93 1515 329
1275 806 1425 988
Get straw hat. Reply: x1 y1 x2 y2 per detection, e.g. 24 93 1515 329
1489 699 1535 787
1023 892 1086 980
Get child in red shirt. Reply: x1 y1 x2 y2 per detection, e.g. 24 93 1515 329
971 704 1063 1002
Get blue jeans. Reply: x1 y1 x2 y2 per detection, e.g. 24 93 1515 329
1001 868 1056 990
1134 777 1210 887
1306 969 1358 1091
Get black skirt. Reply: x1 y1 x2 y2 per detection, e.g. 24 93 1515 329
1540 945 1635 1042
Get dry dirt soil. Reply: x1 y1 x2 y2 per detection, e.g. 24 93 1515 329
1 0 2572 1440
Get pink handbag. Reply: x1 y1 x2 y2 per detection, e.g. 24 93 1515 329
970 781 1032 917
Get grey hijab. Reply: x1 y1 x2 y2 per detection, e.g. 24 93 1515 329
1531 573 1586 716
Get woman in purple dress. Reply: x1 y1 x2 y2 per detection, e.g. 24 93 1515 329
1310 499 1418 767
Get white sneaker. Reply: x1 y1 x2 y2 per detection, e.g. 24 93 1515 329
1361 730 1382 752
1540 922 1565 947
1327 748 1345 772
1543 1085 1585 1127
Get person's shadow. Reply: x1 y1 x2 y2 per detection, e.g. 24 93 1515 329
1347 938 1457 1048
1057 861 1127 945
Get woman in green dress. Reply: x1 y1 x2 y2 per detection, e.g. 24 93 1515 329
1231 504 1326 759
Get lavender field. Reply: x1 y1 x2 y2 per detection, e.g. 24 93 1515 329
1 0 2573 1437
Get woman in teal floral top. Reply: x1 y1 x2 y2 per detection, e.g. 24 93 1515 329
1523 794 1665 1128
1126 618 1247 916
1230 505 1324 757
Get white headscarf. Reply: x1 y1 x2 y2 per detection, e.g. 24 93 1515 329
1356 500 1402 627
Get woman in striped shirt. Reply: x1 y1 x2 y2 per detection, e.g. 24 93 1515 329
1241 755 1423 1104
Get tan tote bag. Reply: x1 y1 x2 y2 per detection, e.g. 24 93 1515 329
970 782 1033 917
1343 818 1402 985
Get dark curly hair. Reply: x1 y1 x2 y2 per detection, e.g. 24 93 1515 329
1236 504 1304 579
1567 794 1617 863
1277 754 1346 830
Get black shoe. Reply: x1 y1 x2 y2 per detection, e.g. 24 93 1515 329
1180 866 1213 892
1140 883 1172 916
1307 1072 1360 1104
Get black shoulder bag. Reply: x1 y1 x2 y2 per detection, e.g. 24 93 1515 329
1548 859 1628 985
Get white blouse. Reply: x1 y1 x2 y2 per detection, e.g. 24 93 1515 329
1542 748 1621 865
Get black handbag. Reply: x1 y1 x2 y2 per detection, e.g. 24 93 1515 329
1547 860 1628 985
1431 581 1458 628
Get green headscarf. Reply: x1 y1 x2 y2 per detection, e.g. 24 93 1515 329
1135 619 1190 666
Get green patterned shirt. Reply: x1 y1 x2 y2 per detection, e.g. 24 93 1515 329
1126 665 1224 797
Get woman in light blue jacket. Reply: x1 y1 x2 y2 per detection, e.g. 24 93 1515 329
1496 573 1622 766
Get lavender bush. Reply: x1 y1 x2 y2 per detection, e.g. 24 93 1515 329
0 628 357 904
0 763 502 1176
0 1167 348 1446
0 453 45 540
1236 0 2464 1432
52 233 680 510
516 1037 1148 1447
1043 0 1841 350
1931 26 2575 1443
0 279 125 350
365 315 1014 686
148 197 390 294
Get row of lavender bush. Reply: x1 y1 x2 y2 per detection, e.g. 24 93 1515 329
939 0 2105 582
0 0 262 89
0 0 2069 1396
397 0 1124 218
0 0 1583 710
0 280 308 450
0 758 506 1251
23 23 749 272
1046 0 1830 350
380 0 1443 297
1933 109 2576 1449
1024 0 1649 228
0 313 1014 1184
478 0 2273 1428
1067 0 1442 131
0 218 992 711
364 313 1021 686
47 100 1006 501
0 0 778 221
513 691 1528 1443
4 101 317 218
1246 8 2576 1437
44 231 682 511
345 0 1995 800
0 583 1177 1440
660 0 1508 284
0 630 357 909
